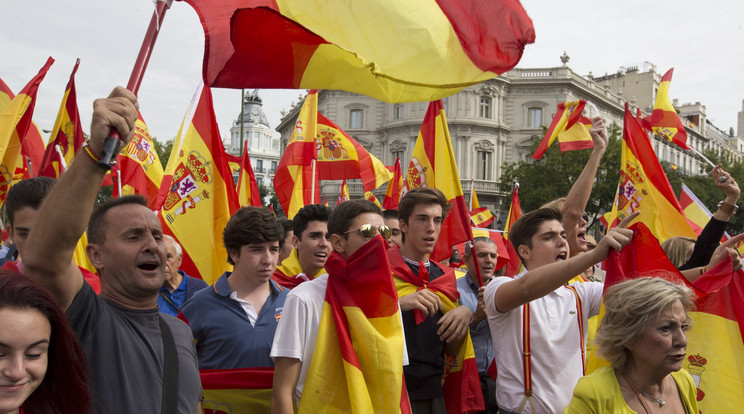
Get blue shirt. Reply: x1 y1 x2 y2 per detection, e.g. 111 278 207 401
158 271 208 316
180 272 289 369
457 273 495 375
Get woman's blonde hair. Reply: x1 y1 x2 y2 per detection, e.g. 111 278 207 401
595 277 695 370
660 236 696 267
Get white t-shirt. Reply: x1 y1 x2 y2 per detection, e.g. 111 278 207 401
270 274 408 401
484 272 603 413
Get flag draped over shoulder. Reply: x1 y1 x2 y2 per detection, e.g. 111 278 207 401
182 0 534 103
389 246 484 413
532 100 587 159
299 237 410 413
156 83 239 284
0 57 54 204
604 223 744 413
200 367 274 413
315 112 393 192
237 145 262 207
273 90 319 219
39 59 85 178
503 184 522 277
384 157 403 210
116 113 165 209
405 100 473 261
602 104 695 243
643 68 690 149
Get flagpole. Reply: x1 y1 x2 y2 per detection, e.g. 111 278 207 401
97 0 174 168
311 159 317 203
688 146 717 169
469 177 475 211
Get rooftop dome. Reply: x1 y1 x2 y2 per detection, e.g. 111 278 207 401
236 89 269 127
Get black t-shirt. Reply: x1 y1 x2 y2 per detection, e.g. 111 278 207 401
401 261 446 400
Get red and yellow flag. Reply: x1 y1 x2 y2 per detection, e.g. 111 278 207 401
602 104 695 243
364 191 382 208
604 223 744 413
237 146 262 207
503 183 523 277
0 78 46 179
468 180 495 228
404 100 473 261
337 179 350 205
156 83 239 284
558 115 593 152
38 59 85 178
532 100 587 159
383 157 403 210
0 57 54 205
183 0 534 103
225 153 242 177
200 367 273 414
273 90 320 219
116 113 165 209
300 237 410 413
642 68 690 149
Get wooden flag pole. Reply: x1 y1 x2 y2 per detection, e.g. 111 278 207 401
97 0 173 169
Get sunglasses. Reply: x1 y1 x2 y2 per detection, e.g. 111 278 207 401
345 224 392 240
582 212 589 222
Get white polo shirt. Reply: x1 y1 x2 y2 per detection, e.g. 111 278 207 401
484 272 603 413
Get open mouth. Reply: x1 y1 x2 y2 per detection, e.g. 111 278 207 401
577 232 587 243
315 252 328 260
556 252 568 261
137 261 160 271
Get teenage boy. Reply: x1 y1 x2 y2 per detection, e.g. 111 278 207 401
273 204 330 288
180 206 288 369
484 208 635 413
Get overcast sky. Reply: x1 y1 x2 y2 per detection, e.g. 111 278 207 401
1 1 742 144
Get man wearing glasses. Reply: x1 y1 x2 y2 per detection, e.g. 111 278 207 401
271 200 406 413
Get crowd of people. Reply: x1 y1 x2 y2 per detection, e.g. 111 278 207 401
0 87 741 414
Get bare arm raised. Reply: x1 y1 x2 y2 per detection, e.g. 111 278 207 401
23 87 138 310
493 212 638 313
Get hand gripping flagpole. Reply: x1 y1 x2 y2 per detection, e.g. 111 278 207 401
97 0 174 169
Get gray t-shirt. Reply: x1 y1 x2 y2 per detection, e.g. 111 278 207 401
67 282 202 413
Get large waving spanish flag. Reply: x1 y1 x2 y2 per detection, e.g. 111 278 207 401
503 183 523 277
602 104 695 243
604 223 744 413
384 156 403 210
405 100 473 261
116 113 165 209
642 68 690 150
389 246 484 413
0 77 45 179
38 59 85 178
182 0 534 103
273 90 319 219
237 145 262 207
532 100 587 159
156 83 239 284
0 57 54 205
299 236 410 413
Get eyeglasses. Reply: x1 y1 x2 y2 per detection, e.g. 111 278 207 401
344 224 392 240
582 212 589 222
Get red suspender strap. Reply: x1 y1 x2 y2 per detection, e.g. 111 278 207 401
565 285 586 375
521 302 532 396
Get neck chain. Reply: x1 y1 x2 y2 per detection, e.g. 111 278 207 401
624 372 667 408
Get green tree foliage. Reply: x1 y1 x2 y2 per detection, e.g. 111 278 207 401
152 136 173 169
499 122 622 230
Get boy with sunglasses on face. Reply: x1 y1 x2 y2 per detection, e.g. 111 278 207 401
271 200 408 413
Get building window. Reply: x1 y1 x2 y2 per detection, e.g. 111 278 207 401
392 150 405 164
479 97 492 119
394 104 404 120
528 107 542 128
476 151 492 180
271 161 278 174
257 177 263 187
350 109 363 129
256 159 263 173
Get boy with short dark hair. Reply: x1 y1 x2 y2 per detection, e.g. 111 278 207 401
272 204 331 288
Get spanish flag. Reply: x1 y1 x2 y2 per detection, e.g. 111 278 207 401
558 115 593 152
0 77 45 179
156 83 239 284
532 100 587 159
337 179 350 205
503 183 523 277
364 191 382 208
39 59 85 178
383 156 403 210
237 145 262 207
602 104 695 243
225 152 243 177
604 222 744 413
200 367 274 414
642 68 690 149
469 181 495 228
183 0 534 103
300 236 410 413
389 246 484 413
0 57 53 205
405 100 473 262
116 113 165 210
273 90 319 219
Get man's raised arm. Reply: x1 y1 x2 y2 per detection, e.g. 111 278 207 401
23 87 138 310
